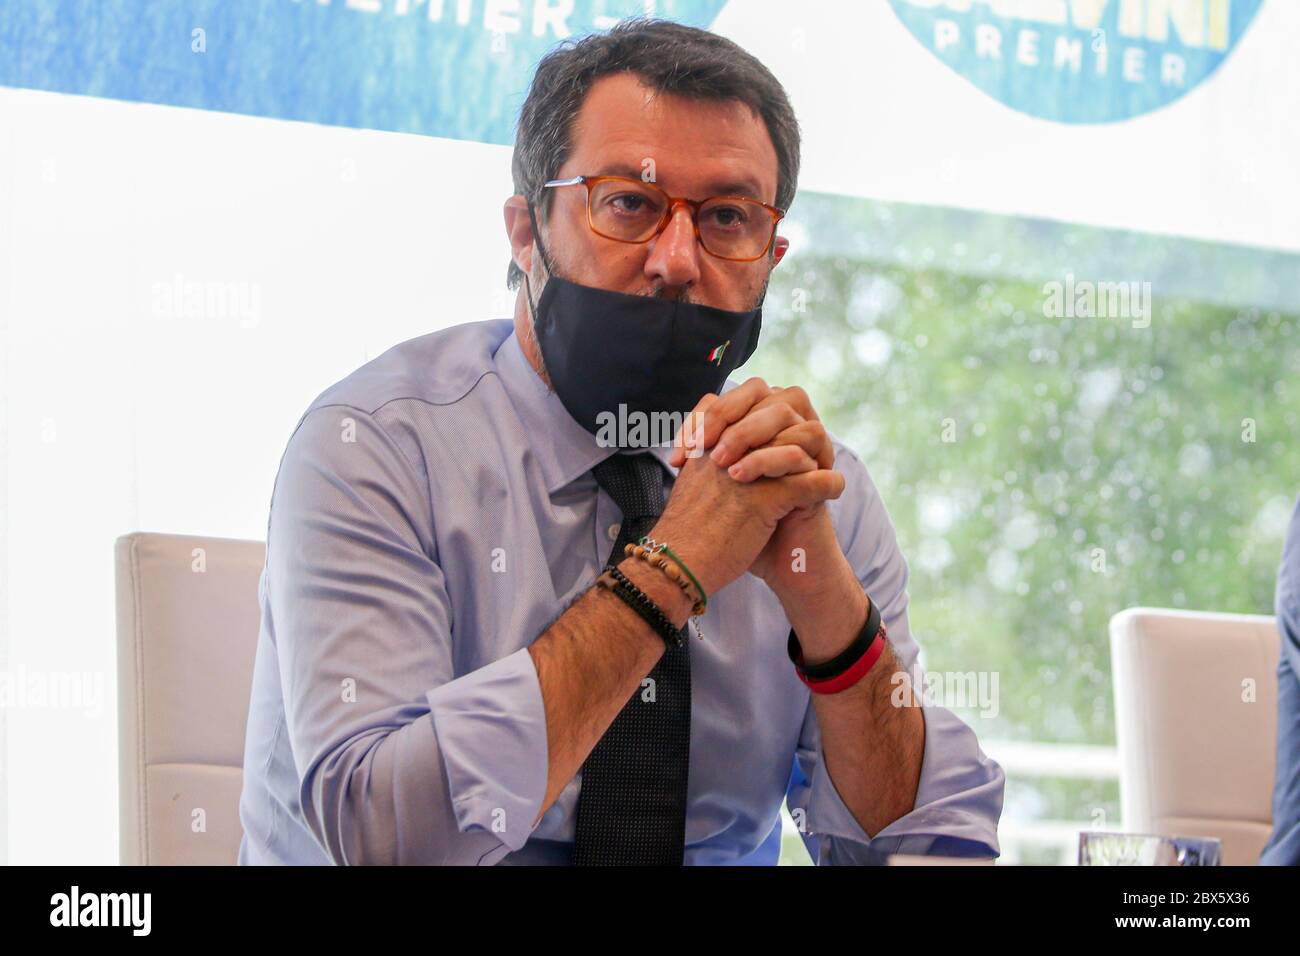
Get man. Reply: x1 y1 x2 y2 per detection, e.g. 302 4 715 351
238 17 1004 865
1261 495 1300 864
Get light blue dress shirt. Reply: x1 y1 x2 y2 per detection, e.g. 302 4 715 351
237 318 1005 865
1261 494 1300 864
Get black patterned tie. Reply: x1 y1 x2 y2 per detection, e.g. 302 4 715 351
572 452 692 865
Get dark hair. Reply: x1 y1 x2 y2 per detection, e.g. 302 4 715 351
506 16 801 290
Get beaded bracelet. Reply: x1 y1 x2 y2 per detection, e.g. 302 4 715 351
623 538 707 616
594 565 687 649
640 537 708 608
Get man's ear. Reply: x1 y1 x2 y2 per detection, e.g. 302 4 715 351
772 235 790 266
503 195 534 275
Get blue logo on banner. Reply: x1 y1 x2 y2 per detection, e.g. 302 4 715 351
888 0 1263 124
0 0 728 145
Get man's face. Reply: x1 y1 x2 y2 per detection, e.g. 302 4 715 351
510 71 789 322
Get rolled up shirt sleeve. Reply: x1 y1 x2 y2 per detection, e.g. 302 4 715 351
267 405 548 865
785 447 1005 865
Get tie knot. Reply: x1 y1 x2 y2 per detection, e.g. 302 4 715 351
591 452 667 525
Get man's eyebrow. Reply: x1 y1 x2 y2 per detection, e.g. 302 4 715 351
707 178 767 200
590 164 768 202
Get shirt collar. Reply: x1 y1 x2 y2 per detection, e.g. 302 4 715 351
494 328 680 495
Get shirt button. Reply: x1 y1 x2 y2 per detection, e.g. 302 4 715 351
607 523 621 541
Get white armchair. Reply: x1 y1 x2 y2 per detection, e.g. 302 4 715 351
115 532 264 865
1110 607 1280 865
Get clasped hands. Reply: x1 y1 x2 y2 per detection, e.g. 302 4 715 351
668 377 847 600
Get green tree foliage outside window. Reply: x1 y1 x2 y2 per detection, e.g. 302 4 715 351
759 193 1300 861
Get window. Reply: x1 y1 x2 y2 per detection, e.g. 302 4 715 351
763 192 1300 864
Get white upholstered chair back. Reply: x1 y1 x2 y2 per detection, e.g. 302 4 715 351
115 532 264 865
1110 607 1280 865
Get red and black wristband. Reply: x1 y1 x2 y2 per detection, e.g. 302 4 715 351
787 595 886 694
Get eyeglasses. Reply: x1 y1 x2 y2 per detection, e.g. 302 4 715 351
541 174 785 262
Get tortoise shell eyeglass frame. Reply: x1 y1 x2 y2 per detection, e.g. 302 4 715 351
540 174 786 263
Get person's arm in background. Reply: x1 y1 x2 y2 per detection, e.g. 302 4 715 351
1261 494 1300 865
269 405 688 864
783 447 1005 864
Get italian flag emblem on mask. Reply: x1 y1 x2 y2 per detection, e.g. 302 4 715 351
707 340 730 365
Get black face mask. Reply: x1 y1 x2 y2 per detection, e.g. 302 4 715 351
523 198 763 449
